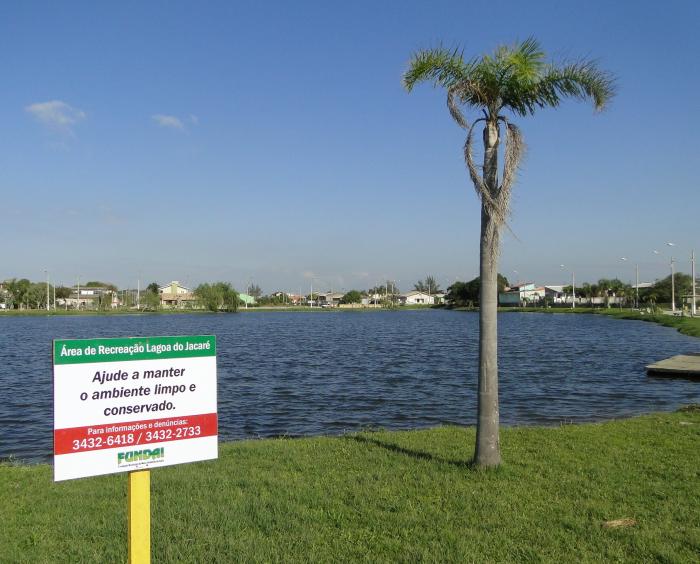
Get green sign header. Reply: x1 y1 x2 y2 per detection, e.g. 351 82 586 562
54 335 216 365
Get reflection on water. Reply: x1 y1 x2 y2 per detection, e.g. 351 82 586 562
0 310 698 461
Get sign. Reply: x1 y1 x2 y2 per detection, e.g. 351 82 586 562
53 335 217 481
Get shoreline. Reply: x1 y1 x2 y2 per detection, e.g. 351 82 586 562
0 304 434 316
4 402 698 466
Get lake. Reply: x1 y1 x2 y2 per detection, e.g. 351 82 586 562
1 310 698 461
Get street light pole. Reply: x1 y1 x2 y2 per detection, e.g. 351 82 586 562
671 257 676 314
692 249 697 316
45 269 49 312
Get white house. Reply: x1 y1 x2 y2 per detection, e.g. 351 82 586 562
400 290 435 305
499 282 545 306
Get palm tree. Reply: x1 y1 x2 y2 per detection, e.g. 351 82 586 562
403 38 615 467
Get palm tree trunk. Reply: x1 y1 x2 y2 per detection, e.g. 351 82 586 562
475 120 501 468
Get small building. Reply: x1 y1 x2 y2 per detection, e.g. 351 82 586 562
499 282 544 306
316 292 344 307
238 293 257 306
65 286 116 309
158 281 196 308
400 290 435 305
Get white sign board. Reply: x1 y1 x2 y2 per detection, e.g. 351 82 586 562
53 335 217 481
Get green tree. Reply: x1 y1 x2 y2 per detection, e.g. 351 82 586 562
414 276 442 294
5 278 31 309
97 290 113 311
257 293 286 306
341 290 362 304
194 282 239 312
146 282 160 294
248 284 263 299
27 283 47 309
55 286 72 300
445 274 510 307
85 281 117 291
142 290 161 311
641 273 693 307
404 38 614 467
597 278 630 308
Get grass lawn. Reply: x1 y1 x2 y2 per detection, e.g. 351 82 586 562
597 309 700 338
3 408 699 562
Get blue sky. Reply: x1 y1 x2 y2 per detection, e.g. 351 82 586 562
1 1 698 293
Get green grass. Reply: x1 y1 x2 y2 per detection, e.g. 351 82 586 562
3 409 699 562
492 307 700 339
597 309 700 338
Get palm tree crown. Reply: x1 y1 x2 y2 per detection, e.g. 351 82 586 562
404 37 615 120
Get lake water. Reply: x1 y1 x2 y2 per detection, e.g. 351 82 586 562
1 310 698 462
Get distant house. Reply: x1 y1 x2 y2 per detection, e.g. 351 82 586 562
270 291 296 305
400 290 435 305
498 282 544 306
316 292 344 307
544 285 565 304
238 293 257 306
158 281 196 308
65 286 116 309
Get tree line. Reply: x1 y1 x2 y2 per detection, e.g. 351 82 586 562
443 274 695 309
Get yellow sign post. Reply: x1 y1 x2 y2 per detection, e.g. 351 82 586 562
128 470 151 564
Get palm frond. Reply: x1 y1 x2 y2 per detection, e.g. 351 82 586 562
498 121 525 207
536 60 616 111
402 47 471 92
447 87 468 129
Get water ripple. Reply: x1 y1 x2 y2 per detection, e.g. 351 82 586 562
0 310 698 461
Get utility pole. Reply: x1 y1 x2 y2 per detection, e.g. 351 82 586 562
77 276 81 310
310 279 313 309
692 250 697 316
137 277 141 311
635 263 639 309
45 269 50 312
572 272 576 310
671 257 676 314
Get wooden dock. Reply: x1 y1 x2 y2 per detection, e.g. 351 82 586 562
646 354 700 378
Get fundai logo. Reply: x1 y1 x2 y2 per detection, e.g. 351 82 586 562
117 448 165 465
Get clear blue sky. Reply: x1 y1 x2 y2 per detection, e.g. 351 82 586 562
1 1 698 293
